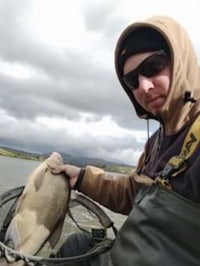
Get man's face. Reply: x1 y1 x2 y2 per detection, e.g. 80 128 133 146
123 51 171 116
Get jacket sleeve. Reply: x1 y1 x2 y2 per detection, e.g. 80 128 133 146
76 166 136 215
75 163 153 215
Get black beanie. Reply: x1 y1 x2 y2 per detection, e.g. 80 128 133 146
118 27 170 72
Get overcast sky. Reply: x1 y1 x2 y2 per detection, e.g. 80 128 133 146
0 0 200 165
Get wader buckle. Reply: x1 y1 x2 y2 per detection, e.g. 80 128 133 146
161 155 187 179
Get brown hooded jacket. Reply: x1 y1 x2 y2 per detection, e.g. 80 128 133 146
76 16 200 215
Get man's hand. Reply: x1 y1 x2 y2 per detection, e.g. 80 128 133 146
52 164 81 189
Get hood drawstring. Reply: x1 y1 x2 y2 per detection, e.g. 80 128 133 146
146 120 162 158
147 119 150 141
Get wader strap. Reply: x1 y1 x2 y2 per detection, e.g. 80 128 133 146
155 114 200 188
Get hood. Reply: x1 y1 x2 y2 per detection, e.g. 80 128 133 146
115 15 200 135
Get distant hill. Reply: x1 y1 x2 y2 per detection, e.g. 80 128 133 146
0 146 134 174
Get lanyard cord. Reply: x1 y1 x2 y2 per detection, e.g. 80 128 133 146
147 119 150 141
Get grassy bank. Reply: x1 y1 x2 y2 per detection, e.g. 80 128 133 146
0 147 43 161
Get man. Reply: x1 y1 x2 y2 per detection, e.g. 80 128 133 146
53 15 200 265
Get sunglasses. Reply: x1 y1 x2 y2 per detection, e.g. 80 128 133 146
123 50 169 91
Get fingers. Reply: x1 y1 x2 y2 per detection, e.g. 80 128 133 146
51 164 81 189
51 165 66 174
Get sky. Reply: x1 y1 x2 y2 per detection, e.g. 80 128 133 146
0 0 200 166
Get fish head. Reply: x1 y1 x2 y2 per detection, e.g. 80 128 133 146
46 152 63 168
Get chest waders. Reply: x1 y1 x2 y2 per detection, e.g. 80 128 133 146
106 185 200 266
90 114 200 266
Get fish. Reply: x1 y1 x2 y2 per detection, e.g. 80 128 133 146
3 152 70 258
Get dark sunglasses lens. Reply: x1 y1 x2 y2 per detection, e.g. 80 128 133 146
141 53 168 77
123 72 138 90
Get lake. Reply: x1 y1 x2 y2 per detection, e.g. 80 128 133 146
0 156 40 194
0 156 126 256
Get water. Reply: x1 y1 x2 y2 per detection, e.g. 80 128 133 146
0 156 126 257
0 156 40 193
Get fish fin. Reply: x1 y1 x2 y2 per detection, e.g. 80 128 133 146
34 168 47 191
48 218 66 248
4 218 20 250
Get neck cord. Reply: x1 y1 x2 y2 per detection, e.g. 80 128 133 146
147 119 150 140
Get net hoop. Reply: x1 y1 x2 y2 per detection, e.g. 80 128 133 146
0 186 116 265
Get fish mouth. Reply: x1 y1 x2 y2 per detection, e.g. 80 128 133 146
51 152 62 157
51 152 62 159
47 152 64 167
